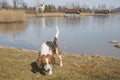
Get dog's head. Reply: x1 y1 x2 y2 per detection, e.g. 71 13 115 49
36 54 55 72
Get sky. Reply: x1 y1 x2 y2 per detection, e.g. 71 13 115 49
8 0 120 8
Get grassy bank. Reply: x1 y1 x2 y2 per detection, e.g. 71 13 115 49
0 46 120 80
26 12 65 18
0 10 25 23
0 11 118 20
26 12 119 18
26 12 95 17
26 12 95 18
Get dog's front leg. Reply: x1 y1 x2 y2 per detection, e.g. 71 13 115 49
48 65 52 75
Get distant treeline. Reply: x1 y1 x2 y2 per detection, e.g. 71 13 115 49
0 0 118 13
0 0 27 9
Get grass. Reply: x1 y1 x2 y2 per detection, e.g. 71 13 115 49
0 46 120 80
26 12 65 17
0 10 25 23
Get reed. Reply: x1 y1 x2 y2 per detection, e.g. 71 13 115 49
0 10 25 23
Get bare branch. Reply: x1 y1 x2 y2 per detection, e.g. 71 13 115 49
13 0 24 9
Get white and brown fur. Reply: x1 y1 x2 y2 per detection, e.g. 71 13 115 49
36 26 63 75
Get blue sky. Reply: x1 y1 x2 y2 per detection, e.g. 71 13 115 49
8 0 120 8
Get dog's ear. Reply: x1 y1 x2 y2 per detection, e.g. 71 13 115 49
51 56 55 64
36 56 41 67
40 55 46 65
36 55 45 66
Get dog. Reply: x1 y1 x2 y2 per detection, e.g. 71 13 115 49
36 26 63 75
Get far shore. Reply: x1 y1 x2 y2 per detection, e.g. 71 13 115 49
26 12 120 18
0 9 119 23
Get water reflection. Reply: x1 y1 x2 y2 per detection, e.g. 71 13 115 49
94 15 109 23
0 15 120 58
64 18 81 27
27 17 58 28
0 23 26 35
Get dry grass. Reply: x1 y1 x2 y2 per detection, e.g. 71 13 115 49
26 12 64 17
26 12 94 17
37 13 64 17
0 46 120 80
26 12 118 18
0 10 25 23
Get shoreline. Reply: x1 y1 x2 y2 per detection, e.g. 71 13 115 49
0 11 119 23
26 12 120 18
0 45 120 80
0 45 37 53
0 45 119 59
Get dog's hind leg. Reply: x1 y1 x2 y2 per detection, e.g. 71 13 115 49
59 55 63 67
56 48 63 67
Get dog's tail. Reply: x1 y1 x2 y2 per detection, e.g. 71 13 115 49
55 25 59 39
53 25 59 45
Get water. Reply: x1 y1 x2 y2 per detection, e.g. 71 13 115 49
0 15 120 58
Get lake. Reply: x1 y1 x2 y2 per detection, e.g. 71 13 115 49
0 15 120 58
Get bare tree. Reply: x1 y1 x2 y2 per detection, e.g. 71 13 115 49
92 5 97 12
109 5 115 11
19 1 27 8
101 4 107 10
0 0 9 9
34 0 41 3
13 0 24 9
66 1 80 9
97 4 107 10
58 5 67 12
81 3 91 12
44 4 56 12
33 0 41 6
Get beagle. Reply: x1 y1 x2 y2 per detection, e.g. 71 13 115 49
36 26 63 75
